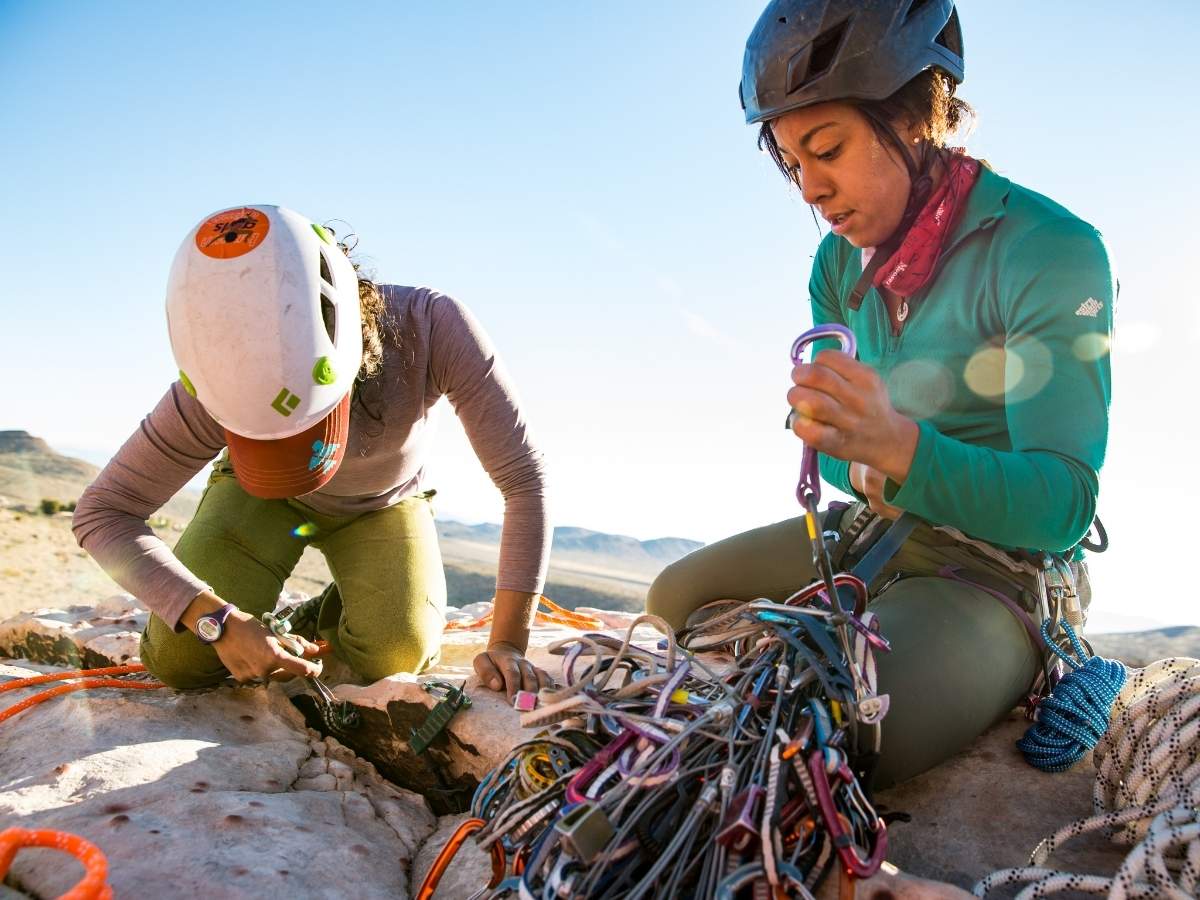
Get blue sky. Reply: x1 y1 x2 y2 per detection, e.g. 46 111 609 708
2 2 1198 632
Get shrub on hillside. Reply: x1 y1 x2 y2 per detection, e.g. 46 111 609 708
39 498 77 515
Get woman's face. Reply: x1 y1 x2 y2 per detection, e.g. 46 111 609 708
770 102 915 249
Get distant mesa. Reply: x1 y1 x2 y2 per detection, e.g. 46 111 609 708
0 430 56 455
0 429 197 521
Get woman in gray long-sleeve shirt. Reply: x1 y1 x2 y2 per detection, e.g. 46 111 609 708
73 205 552 695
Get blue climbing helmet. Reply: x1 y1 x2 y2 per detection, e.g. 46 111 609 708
740 0 964 125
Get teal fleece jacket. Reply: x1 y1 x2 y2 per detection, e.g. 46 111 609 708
810 165 1115 554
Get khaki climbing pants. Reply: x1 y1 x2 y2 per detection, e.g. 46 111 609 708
140 457 447 689
645 502 1091 789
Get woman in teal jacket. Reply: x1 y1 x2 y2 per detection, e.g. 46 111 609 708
647 0 1114 786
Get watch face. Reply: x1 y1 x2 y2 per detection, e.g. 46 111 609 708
196 616 222 642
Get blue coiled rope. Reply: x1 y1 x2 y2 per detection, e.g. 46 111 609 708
1016 620 1127 772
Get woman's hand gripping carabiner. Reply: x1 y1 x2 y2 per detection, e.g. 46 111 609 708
788 324 857 515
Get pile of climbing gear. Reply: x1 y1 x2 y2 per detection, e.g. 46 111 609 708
416 325 904 898
976 638 1200 897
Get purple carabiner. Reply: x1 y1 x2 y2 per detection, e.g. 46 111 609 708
789 324 857 506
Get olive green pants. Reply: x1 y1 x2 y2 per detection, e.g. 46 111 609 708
141 464 447 689
645 506 1055 788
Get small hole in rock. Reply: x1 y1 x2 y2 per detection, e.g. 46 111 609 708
240 714 255 722
224 815 245 825
103 803 129 814
231 866 249 876
351 845 369 857
249 800 264 808
109 815 130 826
278 870 290 877
148 830 161 835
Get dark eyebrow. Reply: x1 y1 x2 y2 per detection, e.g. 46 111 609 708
799 122 838 149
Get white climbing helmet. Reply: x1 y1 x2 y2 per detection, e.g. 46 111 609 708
166 205 362 498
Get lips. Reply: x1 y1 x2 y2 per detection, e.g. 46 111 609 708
824 211 854 235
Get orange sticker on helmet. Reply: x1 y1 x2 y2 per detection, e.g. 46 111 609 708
195 207 270 260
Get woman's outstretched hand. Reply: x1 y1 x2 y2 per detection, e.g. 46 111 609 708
475 642 553 698
788 349 920 485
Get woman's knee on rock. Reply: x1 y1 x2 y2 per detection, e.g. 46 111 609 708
139 631 228 690
646 560 697 630
342 633 440 682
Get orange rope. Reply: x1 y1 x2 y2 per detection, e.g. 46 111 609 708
0 665 163 725
0 827 112 900
443 596 604 633
0 664 148 692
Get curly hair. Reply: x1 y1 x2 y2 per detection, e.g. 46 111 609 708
758 68 976 187
356 274 387 379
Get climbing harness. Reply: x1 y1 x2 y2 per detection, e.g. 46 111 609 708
977 652 1200 898
0 827 113 900
0 664 163 725
263 608 361 732
415 325 905 898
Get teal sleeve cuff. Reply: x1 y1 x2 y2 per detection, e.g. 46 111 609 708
882 419 935 509
819 453 860 499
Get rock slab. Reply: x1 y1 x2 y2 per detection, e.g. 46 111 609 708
0 660 435 899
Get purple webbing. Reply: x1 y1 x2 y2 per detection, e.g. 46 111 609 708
790 324 857 506
937 565 1044 654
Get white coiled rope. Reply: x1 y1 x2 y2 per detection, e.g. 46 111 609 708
974 657 1200 899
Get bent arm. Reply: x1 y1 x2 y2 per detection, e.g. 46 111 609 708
885 219 1115 552
72 382 225 629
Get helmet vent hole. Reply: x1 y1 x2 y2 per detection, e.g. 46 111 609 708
320 293 338 346
318 247 335 288
935 8 962 53
804 18 849 87
777 16 787 24
904 0 933 24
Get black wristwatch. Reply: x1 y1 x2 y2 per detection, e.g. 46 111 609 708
195 603 236 644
